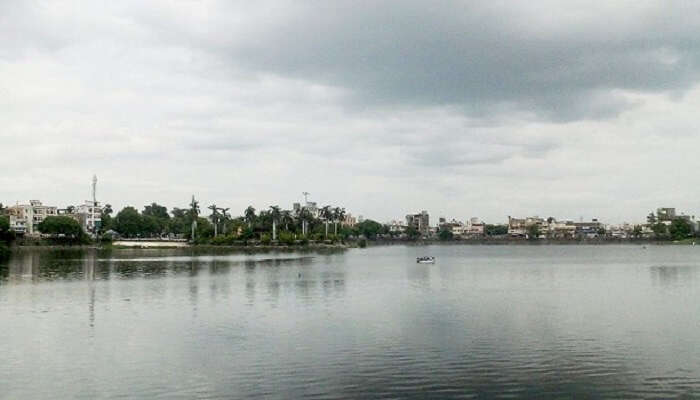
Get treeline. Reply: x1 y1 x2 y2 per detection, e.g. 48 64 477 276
0 214 14 259
104 200 361 244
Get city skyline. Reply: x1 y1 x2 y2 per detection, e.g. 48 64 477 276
4 1 700 223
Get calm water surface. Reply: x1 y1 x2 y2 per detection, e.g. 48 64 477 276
2 245 700 399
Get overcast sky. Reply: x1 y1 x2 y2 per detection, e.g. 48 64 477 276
2 1 700 224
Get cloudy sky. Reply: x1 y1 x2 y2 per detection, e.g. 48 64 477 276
2 1 700 223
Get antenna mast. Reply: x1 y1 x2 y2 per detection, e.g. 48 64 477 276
92 175 97 204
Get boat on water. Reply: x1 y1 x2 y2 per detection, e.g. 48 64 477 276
417 256 435 264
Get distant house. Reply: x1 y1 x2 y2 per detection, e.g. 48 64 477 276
7 200 58 236
406 211 430 236
508 216 546 238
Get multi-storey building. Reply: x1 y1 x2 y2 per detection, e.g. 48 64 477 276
342 214 357 227
507 216 546 237
77 200 102 236
7 200 58 235
406 211 430 236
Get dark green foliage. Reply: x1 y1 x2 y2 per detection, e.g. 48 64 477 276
651 222 668 239
355 219 384 239
669 218 692 240
527 224 541 240
438 229 453 241
279 231 295 245
0 243 9 259
0 216 12 260
484 224 508 236
36 216 89 244
405 226 420 239
143 203 169 219
113 207 142 238
0 216 15 243
100 204 114 233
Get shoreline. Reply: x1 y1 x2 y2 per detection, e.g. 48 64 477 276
4 238 697 252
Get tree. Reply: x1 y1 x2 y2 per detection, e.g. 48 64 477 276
37 216 87 243
113 207 142 238
189 196 200 240
269 205 281 241
297 207 313 236
527 224 541 240
647 212 657 225
143 203 169 219
0 215 15 243
0 215 13 259
244 206 256 228
406 226 420 239
66 205 75 214
320 205 332 237
100 204 114 233
438 229 453 241
333 207 345 235
219 207 231 235
281 210 294 231
208 204 220 237
652 222 668 239
485 224 508 236
356 219 383 239
632 225 643 238
669 218 692 241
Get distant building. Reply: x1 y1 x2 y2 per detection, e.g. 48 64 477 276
343 214 357 227
406 210 430 235
508 216 546 237
466 217 485 236
7 200 58 235
77 200 102 236
388 219 407 233
656 208 676 222
573 219 604 238
547 219 576 239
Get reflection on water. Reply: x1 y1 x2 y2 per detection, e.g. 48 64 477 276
2 245 700 399
650 265 697 287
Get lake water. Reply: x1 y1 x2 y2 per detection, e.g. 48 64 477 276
2 245 700 399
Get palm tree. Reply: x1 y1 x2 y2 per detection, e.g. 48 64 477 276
298 207 312 236
321 205 332 238
281 210 293 231
244 206 256 228
269 205 281 241
219 207 230 235
208 204 219 237
333 207 345 235
189 195 200 241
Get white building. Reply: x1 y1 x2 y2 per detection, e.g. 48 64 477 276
7 200 58 235
77 200 102 236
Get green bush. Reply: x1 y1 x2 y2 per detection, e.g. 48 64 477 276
37 216 90 244
260 233 271 245
279 231 295 245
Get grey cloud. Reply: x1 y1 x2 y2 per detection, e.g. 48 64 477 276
207 1 700 121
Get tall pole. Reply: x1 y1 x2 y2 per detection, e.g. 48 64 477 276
91 175 98 236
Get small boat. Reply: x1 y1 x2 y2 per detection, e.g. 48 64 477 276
417 256 435 264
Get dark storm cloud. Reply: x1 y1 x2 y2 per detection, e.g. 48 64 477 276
212 1 700 121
